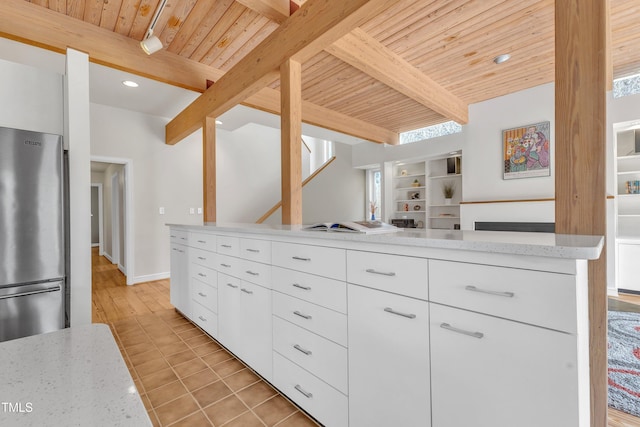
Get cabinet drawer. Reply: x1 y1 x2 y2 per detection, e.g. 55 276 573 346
239 259 271 288
273 352 348 427
272 242 346 281
216 254 241 278
429 260 577 333
170 229 188 245
347 251 428 300
239 238 271 264
217 236 240 256
188 232 216 252
192 301 218 337
272 267 346 314
190 264 217 288
273 291 347 346
273 316 348 394
189 248 216 269
191 279 218 314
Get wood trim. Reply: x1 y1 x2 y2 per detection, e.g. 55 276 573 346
256 156 336 224
555 2 608 426
165 0 398 145
203 116 216 223
235 0 290 24
281 58 303 225
301 137 311 153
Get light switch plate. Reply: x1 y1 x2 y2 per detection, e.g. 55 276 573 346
159 207 165 215
189 208 195 214
197 207 203 214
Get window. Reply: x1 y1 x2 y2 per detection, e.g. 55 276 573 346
400 121 462 144
613 73 640 99
366 168 382 220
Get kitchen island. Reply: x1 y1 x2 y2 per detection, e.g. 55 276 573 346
169 223 603 427
0 324 150 427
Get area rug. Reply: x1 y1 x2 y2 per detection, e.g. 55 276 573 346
608 310 640 417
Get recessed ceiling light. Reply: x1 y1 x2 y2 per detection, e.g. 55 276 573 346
215 120 223 125
122 80 139 88
493 54 511 64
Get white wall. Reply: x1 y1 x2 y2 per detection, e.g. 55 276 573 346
90 103 203 283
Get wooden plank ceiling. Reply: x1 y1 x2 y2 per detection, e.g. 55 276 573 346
16 0 640 139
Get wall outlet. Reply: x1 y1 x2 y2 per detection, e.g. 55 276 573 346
159 207 165 215
189 208 195 214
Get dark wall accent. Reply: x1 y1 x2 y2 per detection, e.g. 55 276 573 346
474 221 555 233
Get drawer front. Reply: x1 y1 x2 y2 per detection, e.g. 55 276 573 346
170 229 188 245
192 301 218 337
273 316 348 394
190 263 217 288
272 242 346 281
191 279 218 314
429 260 577 333
188 232 216 252
347 251 428 300
239 259 272 289
216 254 241 278
272 267 346 314
217 236 240 256
273 291 347 346
239 238 272 264
273 352 348 427
189 248 216 269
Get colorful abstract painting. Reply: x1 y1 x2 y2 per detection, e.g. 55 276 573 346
503 121 551 180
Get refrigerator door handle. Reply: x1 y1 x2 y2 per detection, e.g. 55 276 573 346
0 284 61 300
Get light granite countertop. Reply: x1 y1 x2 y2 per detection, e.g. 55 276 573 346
169 222 604 260
0 324 151 427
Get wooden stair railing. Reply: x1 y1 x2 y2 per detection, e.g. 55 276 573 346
256 156 336 224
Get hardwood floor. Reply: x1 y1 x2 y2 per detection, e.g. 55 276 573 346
91 248 640 426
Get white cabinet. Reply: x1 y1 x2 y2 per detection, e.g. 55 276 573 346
430 303 581 427
238 280 272 380
348 284 430 427
217 273 242 356
169 240 189 316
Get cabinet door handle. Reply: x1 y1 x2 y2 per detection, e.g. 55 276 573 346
246 248 260 253
221 244 232 248
226 283 238 289
170 235 176 238
172 247 178 251
293 310 312 320
440 322 484 339
198 292 207 297
292 283 311 291
294 384 313 399
366 268 396 277
292 256 311 262
245 270 259 276
198 316 207 322
384 307 416 319
241 288 253 295
197 256 206 261
180 237 187 241
465 285 514 298
220 263 231 268
178 249 185 253
197 240 206 244
293 344 312 356
198 273 207 278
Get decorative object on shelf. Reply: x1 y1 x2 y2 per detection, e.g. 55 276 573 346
413 205 421 211
446 157 461 175
403 203 409 211
626 181 640 194
416 220 424 228
370 201 377 220
412 179 420 187
503 121 550 180
400 169 408 176
409 191 420 200
442 181 455 205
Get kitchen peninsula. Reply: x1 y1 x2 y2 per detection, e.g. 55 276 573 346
169 223 603 427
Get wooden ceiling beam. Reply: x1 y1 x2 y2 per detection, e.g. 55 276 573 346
0 0 395 145
235 0 291 24
165 0 397 145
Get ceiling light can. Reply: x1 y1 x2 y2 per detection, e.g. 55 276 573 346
493 54 511 64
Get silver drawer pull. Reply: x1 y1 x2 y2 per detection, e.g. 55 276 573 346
178 249 185 253
197 256 206 260
170 235 176 238
294 384 313 399
197 240 206 244
384 307 416 319
221 244 232 248
293 310 312 320
292 283 311 291
198 316 207 322
465 285 514 298
246 248 260 253
198 273 207 277
198 292 207 297
293 344 312 356
292 256 311 262
220 263 231 268
245 270 259 276
180 237 187 240
366 268 396 277
227 283 238 289
241 288 253 294
440 322 484 339
172 247 178 251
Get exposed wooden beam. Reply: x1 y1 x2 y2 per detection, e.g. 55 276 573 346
281 59 303 225
166 0 397 145
203 116 217 223
0 0 394 145
554 1 607 426
235 0 290 24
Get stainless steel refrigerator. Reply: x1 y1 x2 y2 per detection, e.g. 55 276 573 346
0 126 65 342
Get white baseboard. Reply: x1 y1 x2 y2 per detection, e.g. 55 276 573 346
91 243 100 247
103 252 113 263
131 272 170 285
607 287 619 296
118 264 126 275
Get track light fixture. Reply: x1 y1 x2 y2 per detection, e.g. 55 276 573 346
140 0 168 55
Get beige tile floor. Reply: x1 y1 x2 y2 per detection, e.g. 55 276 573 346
109 309 320 427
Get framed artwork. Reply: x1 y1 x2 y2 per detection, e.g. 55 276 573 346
503 121 550 180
